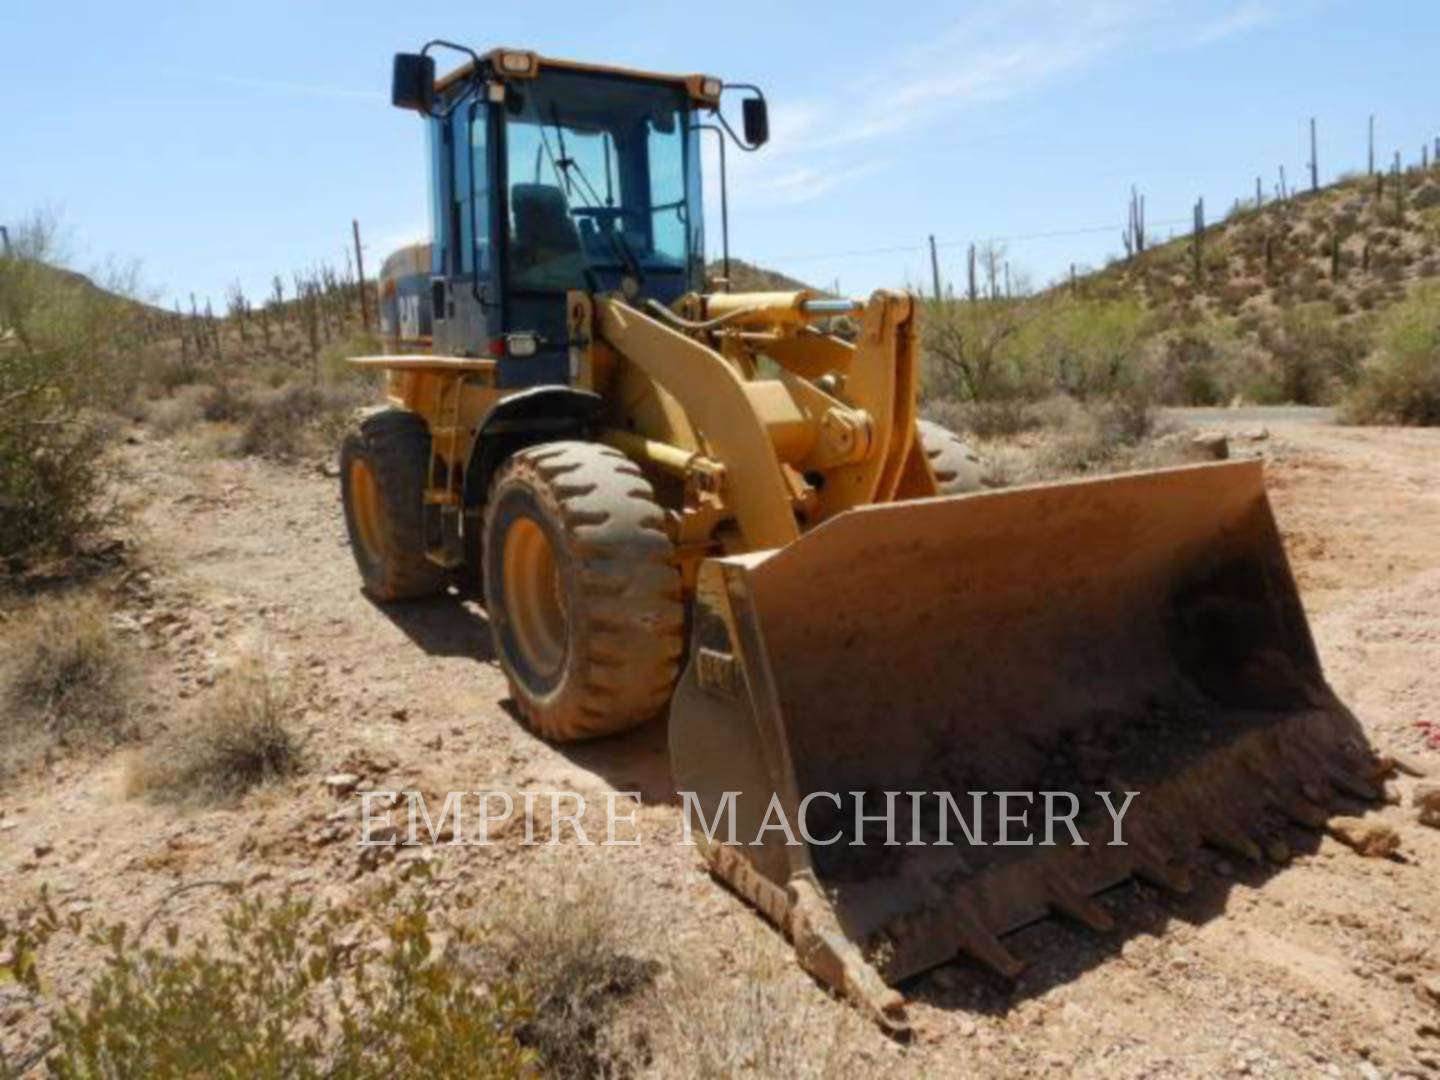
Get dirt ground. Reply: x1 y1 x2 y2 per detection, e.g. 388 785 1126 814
3 415 1440 1077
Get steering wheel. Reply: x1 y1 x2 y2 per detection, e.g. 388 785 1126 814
570 206 642 226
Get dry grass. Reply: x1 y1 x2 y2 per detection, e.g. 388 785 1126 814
644 946 873 1079
0 593 138 774
924 392 1205 487
137 375 370 462
234 382 367 460
129 656 300 803
468 870 880 1078
474 874 659 1077
142 383 212 436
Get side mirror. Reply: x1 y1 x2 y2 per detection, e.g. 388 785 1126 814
741 96 769 147
391 53 436 113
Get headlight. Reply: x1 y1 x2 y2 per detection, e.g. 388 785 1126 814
505 332 539 358
701 77 722 99
499 51 535 75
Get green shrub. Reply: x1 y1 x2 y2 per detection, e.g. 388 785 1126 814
320 331 383 385
0 216 143 557
919 297 1031 402
3 872 533 1078
1343 285 1440 424
920 296 1152 404
1009 296 1153 399
1254 303 1371 404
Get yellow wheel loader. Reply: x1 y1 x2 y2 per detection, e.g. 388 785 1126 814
343 43 1379 1029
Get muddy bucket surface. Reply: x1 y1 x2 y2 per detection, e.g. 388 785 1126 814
670 460 1375 1025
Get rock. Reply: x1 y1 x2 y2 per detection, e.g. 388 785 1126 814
1191 431 1230 460
363 823 402 845
33 843 52 858
1327 816 1401 858
1414 784 1440 829
323 773 361 795
310 824 344 847
1391 752 1429 779
1237 426 1271 441
390 707 409 723
1423 976 1440 1006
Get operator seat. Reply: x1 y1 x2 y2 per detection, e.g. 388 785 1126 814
510 184 584 289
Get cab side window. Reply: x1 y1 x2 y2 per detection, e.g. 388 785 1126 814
469 104 491 274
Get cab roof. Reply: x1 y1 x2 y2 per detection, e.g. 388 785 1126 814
434 48 721 106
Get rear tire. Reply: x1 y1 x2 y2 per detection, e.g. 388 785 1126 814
483 441 684 742
340 410 447 602
917 418 985 495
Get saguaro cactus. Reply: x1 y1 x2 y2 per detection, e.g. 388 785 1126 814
1192 198 1206 284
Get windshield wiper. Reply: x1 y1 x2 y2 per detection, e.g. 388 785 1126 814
545 104 646 290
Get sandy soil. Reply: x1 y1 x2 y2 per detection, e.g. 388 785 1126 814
3 418 1439 1077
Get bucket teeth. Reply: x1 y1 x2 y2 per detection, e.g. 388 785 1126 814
1278 794 1330 829
953 908 1027 979
1132 850 1194 894
1264 837 1292 864
1327 768 1381 801
1047 876 1116 932
1201 819 1264 863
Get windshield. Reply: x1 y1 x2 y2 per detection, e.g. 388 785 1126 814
503 71 696 294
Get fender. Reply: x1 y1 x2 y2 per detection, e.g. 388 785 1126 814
463 386 605 506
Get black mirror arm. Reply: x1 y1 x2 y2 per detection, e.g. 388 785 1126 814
693 123 731 290
418 40 487 119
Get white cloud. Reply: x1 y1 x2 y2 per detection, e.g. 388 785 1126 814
1190 4 1276 46
713 1 1279 212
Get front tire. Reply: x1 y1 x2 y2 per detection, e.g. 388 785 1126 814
340 410 447 602
917 418 986 495
483 441 684 742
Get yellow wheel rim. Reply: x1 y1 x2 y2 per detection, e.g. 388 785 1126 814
502 517 567 678
350 458 384 563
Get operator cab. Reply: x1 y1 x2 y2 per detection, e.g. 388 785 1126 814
390 47 764 388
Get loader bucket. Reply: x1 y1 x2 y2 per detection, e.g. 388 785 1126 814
669 459 1377 1030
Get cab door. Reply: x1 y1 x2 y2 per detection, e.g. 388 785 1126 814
433 98 497 355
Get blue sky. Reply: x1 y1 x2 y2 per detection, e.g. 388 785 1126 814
3 1 1436 307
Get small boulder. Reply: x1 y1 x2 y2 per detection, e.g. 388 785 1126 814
1327 815 1401 858
1191 431 1230 460
1413 783 1440 829
1422 975 1440 1006
323 773 361 795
